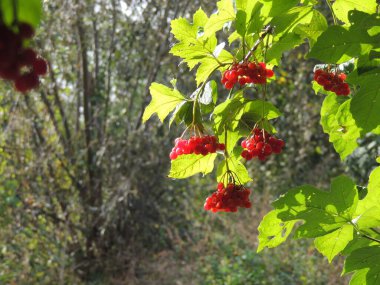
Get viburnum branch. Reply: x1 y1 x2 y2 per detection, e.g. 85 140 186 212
243 25 274 62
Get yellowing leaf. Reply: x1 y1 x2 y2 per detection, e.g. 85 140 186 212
143 83 186 123
169 154 217 179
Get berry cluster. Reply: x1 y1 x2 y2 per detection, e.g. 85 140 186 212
204 183 251 213
221 61 274 89
241 128 285 161
314 69 350 96
169 135 225 160
0 22 48 93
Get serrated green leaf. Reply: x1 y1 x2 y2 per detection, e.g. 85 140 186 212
273 175 358 238
204 0 235 38
257 210 297 252
343 246 380 285
314 224 354 263
355 206 380 230
143 83 186 123
350 87 380 134
332 0 377 24
266 33 304 65
259 0 299 18
342 236 379 256
169 101 195 127
171 8 208 42
216 156 252 185
320 95 360 160
169 154 217 179
294 10 327 47
246 2 264 34
1 0 42 28
270 6 314 39
307 25 374 64
244 100 282 121
213 96 246 134
356 167 380 214
236 10 247 37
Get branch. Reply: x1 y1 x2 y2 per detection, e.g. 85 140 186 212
243 25 274 62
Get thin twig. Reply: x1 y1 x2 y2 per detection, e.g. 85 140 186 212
244 25 274 62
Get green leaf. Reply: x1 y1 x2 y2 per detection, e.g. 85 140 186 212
195 49 233 86
246 2 264 34
143 83 186 123
350 87 380 134
257 210 297 252
266 33 304 65
168 154 217 179
1 0 42 28
236 10 247 37
273 175 358 238
213 96 246 134
204 0 235 38
332 0 378 24
216 156 252 185
307 24 375 64
171 8 208 42
169 101 196 127
259 0 300 18
343 246 380 285
314 224 354 262
320 95 360 160
244 100 282 121
312 81 335 96
293 10 328 47
270 6 314 39
355 167 380 214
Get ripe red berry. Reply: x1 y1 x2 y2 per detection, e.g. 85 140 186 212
33 57 48 75
314 69 350 96
15 72 39 93
222 61 274 90
18 22 35 39
169 135 225 160
0 23 47 92
204 183 251 213
241 128 285 161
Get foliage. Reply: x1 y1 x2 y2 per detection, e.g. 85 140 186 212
144 0 380 284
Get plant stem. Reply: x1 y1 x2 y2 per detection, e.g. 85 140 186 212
362 234 380 244
224 126 230 172
244 25 274 62
12 0 18 25
325 0 338 25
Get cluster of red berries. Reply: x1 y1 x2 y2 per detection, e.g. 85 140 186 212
241 128 285 161
221 61 274 89
169 135 225 160
0 22 48 93
204 183 251 213
314 69 350 96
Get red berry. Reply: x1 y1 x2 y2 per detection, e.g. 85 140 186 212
33 58 48 76
18 23 35 39
240 128 284 161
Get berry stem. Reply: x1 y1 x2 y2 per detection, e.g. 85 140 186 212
224 126 231 173
243 25 274 62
